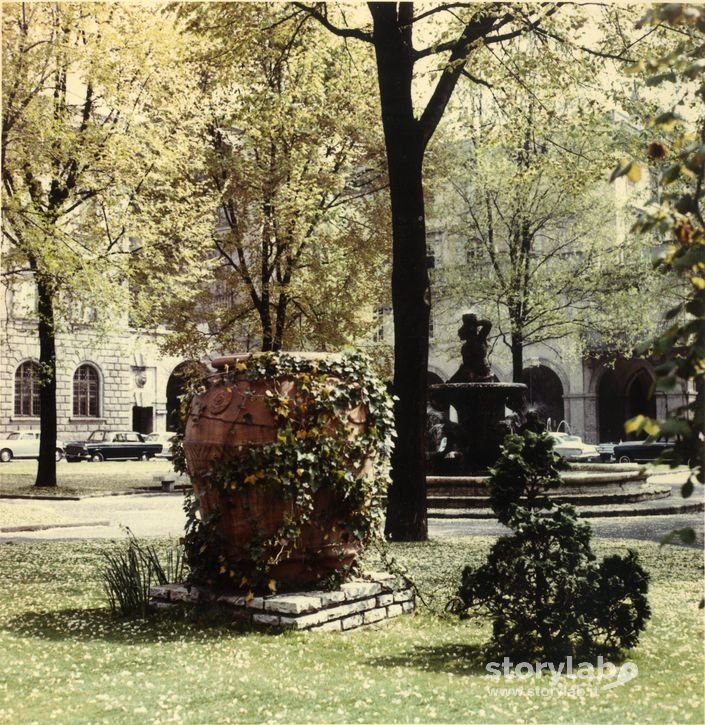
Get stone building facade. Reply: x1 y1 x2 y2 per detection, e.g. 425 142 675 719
1 286 190 439
3 285 687 446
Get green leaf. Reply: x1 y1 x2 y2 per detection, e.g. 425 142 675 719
662 164 682 184
683 59 705 80
652 111 683 131
659 418 691 437
685 298 705 317
646 71 678 86
624 415 645 434
634 339 653 355
627 161 642 183
610 160 636 183
625 415 659 436
665 303 685 320
656 373 679 392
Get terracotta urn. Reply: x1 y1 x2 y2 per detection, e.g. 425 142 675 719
182 352 381 589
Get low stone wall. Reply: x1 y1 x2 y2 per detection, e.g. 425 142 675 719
149 572 415 632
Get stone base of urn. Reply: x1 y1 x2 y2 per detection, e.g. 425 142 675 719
149 572 415 632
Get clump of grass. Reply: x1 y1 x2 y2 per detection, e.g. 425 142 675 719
101 530 186 617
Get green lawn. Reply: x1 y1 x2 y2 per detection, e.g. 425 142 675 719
0 459 176 497
0 536 702 723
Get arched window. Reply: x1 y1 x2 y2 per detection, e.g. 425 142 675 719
14 361 41 416
73 364 100 417
521 365 565 428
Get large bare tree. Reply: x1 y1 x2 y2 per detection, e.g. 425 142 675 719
294 2 562 540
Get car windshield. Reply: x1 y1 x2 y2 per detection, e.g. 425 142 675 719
87 431 105 441
7 432 20 440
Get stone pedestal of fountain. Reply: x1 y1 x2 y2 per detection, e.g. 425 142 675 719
429 381 527 472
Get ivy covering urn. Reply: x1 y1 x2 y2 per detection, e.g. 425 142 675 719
176 351 395 595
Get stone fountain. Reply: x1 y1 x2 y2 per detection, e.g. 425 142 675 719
426 314 674 516
427 313 527 473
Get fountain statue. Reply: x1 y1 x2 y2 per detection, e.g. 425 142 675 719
449 313 493 382
428 314 527 473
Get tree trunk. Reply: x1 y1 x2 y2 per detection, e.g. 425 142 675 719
371 6 429 541
259 291 274 352
273 293 288 351
511 330 524 384
384 146 430 540
35 273 58 487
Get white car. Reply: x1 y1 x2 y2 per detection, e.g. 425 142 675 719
0 431 65 462
145 432 178 459
548 432 599 462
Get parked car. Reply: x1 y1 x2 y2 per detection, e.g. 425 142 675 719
548 432 600 462
145 432 177 459
612 439 675 464
596 442 617 463
64 431 162 462
0 431 64 462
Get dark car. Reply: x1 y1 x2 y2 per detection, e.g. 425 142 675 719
64 430 162 462
612 439 675 464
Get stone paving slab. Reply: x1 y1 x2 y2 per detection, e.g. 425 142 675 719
149 573 415 633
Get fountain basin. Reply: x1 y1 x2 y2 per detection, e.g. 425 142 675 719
427 462 672 510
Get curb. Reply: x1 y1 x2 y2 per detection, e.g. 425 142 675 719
0 487 185 501
1 520 111 533
429 500 705 520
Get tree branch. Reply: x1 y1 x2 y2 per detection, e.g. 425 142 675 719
418 11 510 148
293 3 373 43
460 68 493 88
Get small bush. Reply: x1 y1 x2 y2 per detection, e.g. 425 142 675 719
488 429 565 525
452 430 651 659
102 532 186 618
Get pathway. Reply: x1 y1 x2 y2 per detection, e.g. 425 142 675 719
0 471 702 547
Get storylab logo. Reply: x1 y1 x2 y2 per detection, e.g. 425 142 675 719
485 656 639 692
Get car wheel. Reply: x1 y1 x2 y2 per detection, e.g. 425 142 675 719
90 452 105 462
618 455 632 463
139 453 149 461
55 449 63 461
0 449 12 463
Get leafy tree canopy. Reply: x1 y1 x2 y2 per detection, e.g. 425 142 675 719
153 3 391 356
432 36 671 378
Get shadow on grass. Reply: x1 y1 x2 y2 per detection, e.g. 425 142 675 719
366 642 488 676
3 604 274 645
